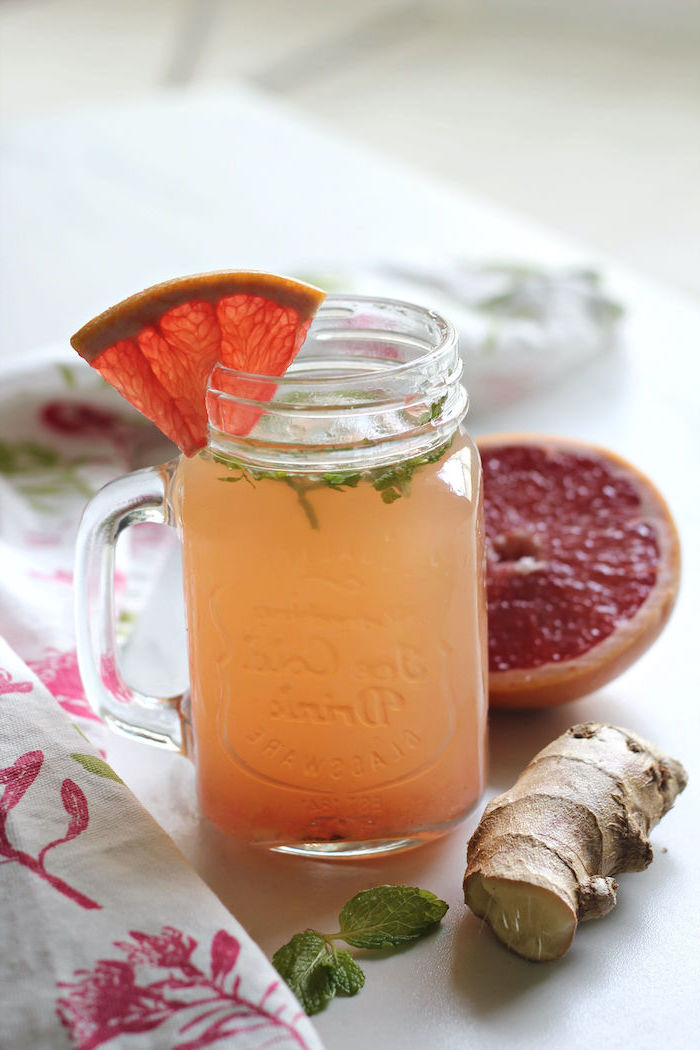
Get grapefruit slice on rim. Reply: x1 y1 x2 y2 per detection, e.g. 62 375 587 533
70 271 325 455
479 434 681 709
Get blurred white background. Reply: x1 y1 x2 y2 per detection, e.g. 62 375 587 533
2 15 699 1050
1 0 698 297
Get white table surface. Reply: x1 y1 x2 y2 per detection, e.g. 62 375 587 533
1 87 699 1049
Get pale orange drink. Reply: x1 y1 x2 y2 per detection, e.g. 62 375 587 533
172 427 486 851
167 295 487 854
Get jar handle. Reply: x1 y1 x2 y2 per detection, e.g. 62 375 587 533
74 461 186 752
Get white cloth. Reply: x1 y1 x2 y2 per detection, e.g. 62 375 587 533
296 262 620 414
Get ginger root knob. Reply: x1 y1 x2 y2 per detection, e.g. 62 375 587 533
463 722 687 961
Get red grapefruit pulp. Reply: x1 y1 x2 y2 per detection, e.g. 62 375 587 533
70 272 325 455
479 434 681 709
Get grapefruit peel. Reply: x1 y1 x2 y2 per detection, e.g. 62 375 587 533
479 433 681 709
70 271 325 456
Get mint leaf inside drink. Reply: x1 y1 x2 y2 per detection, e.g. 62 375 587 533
337 885 449 949
211 432 455 528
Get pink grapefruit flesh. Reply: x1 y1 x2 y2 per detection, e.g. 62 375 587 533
70 271 325 455
479 434 681 709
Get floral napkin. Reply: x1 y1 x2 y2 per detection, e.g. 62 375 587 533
0 349 177 746
0 350 324 1050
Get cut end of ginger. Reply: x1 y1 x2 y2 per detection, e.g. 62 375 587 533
466 875 576 962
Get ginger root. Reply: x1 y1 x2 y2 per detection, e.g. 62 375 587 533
464 722 687 961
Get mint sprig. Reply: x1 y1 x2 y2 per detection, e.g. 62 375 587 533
272 884 448 1015
212 432 455 528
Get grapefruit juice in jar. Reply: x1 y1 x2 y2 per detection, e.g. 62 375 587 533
172 297 488 856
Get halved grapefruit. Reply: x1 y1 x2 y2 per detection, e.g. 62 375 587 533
70 271 325 455
479 434 681 709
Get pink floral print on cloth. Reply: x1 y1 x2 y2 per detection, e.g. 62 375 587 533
0 747 100 910
0 351 176 743
27 648 101 722
0 666 33 694
0 639 324 1050
57 927 311 1050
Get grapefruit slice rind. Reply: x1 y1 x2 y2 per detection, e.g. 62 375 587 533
71 271 325 455
479 433 681 709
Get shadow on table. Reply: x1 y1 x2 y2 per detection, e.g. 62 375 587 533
192 814 461 954
450 909 569 1015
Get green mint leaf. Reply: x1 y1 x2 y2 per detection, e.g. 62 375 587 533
337 885 449 949
430 394 447 421
333 950 365 996
272 932 336 1015
70 753 124 784
380 488 401 504
216 461 255 486
322 472 362 489
210 434 456 524
370 470 399 492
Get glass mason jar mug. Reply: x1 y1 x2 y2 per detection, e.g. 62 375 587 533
75 296 488 857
